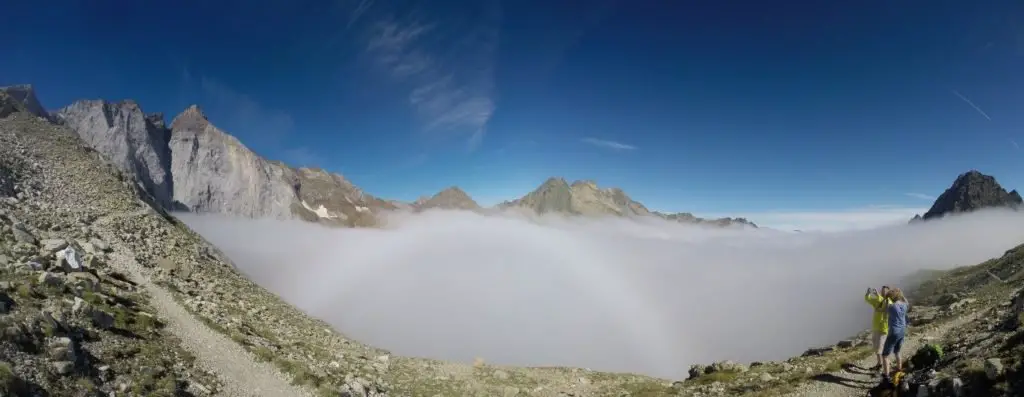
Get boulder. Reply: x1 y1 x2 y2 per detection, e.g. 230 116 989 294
57 246 84 272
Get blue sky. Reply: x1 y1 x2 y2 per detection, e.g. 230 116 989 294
4 0 1024 230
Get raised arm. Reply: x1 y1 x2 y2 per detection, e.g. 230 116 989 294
864 288 879 305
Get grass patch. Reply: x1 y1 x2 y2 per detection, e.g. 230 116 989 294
250 346 274 362
274 358 322 387
75 377 98 392
691 369 740 384
15 283 32 299
0 361 25 395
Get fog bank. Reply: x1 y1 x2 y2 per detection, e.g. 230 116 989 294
177 208 1024 379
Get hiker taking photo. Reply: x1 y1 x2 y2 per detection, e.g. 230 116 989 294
864 286 891 375
881 288 910 380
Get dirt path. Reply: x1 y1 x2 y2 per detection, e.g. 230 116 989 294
782 311 984 397
95 210 313 397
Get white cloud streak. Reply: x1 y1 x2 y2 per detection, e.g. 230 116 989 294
1010 139 1019 150
581 137 637 151
904 193 935 201
176 208 1024 379
952 90 992 121
364 3 501 149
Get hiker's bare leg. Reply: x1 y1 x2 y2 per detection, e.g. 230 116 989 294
894 352 902 370
882 355 890 376
875 353 882 369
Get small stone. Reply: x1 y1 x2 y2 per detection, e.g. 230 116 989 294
52 360 74 375
91 309 115 329
39 238 68 255
759 373 775 382
67 272 100 291
57 246 84 271
72 297 94 316
0 254 10 266
12 224 36 245
493 370 510 380
38 271 64 286
984 358 1004 380
89 238 110 252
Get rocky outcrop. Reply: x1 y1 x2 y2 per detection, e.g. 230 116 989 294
292 166 397 227
169 105 394 226
916 170 1022 221
499 178 652 217
655 211 758 228
0 85 50 120
499 177 756 227
168 105 302 219
413 187 481 211
55 100 174 207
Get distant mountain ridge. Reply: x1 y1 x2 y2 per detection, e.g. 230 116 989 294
2 84 776 229
910 170 1021 223
497 177 758 227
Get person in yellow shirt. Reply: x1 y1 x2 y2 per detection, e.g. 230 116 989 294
864 285 891 374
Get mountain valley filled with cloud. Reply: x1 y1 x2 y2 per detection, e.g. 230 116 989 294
179 207 1024 379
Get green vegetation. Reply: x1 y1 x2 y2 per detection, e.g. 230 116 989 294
0 361 24 395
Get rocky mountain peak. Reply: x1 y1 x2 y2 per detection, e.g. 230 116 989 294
570 179 598 189
55 98 175 207
541 177 570 188
919 170 1022 220
414 186 480 211
0 84 49 120
171 105 210 131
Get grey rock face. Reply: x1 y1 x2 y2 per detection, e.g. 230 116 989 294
56 99 174 207
168 105 396 226
168 105 298 219
0 85 50 120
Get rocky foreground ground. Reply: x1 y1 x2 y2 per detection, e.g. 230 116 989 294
2 108 1024 396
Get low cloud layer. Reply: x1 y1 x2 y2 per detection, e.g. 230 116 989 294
178 209 1024 379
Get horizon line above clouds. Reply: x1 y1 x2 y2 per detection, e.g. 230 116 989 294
704 205 928 232
904 192 934 201
581 137 637 151
361 1 502 151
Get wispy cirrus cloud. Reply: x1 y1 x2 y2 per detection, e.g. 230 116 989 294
904 192 934 201
1010 139 1019 150
199 77 296 139
952 90 992 121
363 2 501 150
582 137 637 151
191 75 322 166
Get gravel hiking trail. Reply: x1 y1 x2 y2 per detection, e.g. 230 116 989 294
96 209 313 397
783 310 984 397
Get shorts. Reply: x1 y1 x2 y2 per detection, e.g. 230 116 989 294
882 330 905 356
871 330 887 354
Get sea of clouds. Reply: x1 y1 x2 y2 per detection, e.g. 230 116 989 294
177 208 1024 379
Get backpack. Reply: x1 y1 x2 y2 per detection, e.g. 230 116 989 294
868 370 910 397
